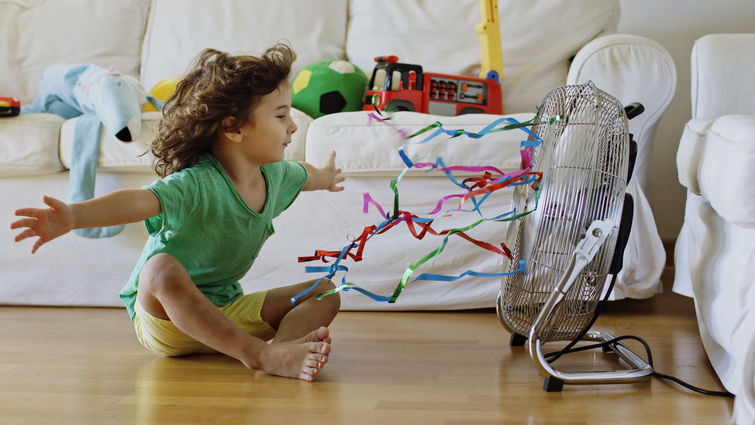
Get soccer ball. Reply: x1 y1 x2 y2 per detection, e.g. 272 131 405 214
292 59 368 119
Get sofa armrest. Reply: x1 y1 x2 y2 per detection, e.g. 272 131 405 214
567 34 676 191
676 117 715 196
677 114 755 228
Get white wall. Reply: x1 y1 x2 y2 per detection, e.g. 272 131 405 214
618 0 755 239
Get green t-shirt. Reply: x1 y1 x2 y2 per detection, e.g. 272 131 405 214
119 154 307 321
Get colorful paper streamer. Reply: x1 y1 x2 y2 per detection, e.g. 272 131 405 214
291 111 551 305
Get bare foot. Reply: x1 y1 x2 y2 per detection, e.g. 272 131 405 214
257 340 331 381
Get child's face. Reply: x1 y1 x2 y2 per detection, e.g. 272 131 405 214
237 81 297 165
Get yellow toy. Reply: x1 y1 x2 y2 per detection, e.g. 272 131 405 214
475 0 503 85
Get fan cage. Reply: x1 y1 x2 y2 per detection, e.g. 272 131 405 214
499 82 630 342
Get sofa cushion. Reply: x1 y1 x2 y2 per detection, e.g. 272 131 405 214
58 109 312 172
59 112 161 173
139 0 348 91
692 34 755 118
0 0 150 105
305 111 535 176
0 114 64 176
677 115 755 227
347 0 618 114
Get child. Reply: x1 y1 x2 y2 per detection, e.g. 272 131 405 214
10 43 345 382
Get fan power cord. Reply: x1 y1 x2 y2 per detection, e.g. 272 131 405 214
544 334 735 398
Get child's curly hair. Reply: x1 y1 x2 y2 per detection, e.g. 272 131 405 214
151 43 295 177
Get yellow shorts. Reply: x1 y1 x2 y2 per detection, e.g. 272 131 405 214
133 291 276 356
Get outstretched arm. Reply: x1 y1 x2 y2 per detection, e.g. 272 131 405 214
11 189 161 254
300 150 345 192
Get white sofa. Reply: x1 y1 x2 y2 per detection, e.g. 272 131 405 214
0 0 675 311
674 34 755 425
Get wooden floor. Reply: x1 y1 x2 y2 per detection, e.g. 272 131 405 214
0 269 733 425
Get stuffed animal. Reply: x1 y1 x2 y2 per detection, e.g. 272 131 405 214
292 59 368 119
22 64 162 238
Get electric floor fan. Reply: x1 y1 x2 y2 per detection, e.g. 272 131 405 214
496 81 653 391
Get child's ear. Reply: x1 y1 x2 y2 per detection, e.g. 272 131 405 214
220 116 242 143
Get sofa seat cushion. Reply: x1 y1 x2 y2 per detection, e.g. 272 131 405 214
59 112 161 173
0 114 64 176
59 109 312 172
347 0 618 114
677 114 755 227
305 111 536 176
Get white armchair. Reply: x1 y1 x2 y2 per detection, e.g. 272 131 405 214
674 33 755 425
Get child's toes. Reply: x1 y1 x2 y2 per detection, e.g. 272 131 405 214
301 366 320 380
305 358 322 369
311 341 330 355
315 326 330 342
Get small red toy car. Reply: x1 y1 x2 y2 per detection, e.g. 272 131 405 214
0 96 21 117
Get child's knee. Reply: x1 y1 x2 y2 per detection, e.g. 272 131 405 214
319 278 336 291
318 278 341 311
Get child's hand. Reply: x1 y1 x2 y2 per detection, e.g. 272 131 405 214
11 195 74 254
301 151 346 192
323 151 345 192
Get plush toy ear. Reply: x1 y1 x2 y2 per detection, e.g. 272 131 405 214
146 95 164 112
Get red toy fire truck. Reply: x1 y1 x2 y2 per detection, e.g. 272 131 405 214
0 96 21 117
362 56 502 116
